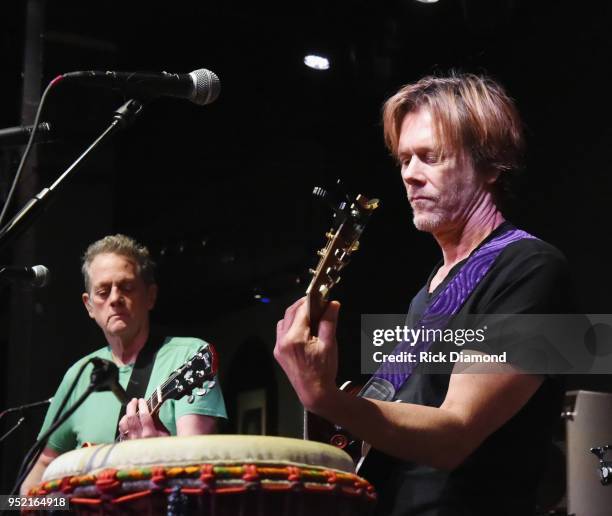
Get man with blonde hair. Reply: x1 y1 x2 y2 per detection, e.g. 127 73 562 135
274 73 574 515
21 234 227 494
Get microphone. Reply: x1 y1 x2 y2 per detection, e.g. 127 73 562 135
0 265 50 288
0 398 53 418
0 122 54 148
61 68 220 106
89 358 130 405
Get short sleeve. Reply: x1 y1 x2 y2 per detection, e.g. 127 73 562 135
472 239 576 315
174 373 227 420
153 337 228 429
37 361 85 454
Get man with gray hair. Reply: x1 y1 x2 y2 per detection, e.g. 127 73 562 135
21 234 227 494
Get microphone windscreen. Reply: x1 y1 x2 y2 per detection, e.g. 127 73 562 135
190 68 220 106
31 265 50 288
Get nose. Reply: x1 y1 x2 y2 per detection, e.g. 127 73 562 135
109 286 124 306
401 158 426 188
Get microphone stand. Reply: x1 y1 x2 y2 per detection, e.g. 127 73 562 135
11 358 127 495
0 398 52 444
0 99 145 252
0 416 25 444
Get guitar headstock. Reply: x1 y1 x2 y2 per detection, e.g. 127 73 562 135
306 189 379 334
161 343 218 404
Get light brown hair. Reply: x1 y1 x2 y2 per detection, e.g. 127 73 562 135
81 234 156 292
382 72 524 200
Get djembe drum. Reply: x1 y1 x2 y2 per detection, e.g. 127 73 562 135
27 435 376 515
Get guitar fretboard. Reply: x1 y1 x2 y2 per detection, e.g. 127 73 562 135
146 388 163 416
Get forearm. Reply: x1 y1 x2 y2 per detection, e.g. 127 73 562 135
177 414 218 435
20 460 47 495
275 299 544 471
315 389 472 470
20 447 61 495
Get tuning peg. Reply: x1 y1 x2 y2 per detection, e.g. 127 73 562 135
308 268 316 275
351 241 360 252
187 394 195 404
312 186 343 215
317 249 326 257
313 186 328 199
194 387 209 397
196 370 205 378
325 231 335 239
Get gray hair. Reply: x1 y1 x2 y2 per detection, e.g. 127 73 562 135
81 234 156 292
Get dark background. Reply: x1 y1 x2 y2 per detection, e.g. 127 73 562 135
1 0 611 504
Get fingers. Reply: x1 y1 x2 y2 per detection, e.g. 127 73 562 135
280 297 307 333
118 414 129 437
137 398 158 438
276 297 339 352
276 298 309 357
125 397 140 437
118 398 161 439
284 300 311 339
317 301 341 346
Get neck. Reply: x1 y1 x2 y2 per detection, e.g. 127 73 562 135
433 201 505 270
106 323 149 366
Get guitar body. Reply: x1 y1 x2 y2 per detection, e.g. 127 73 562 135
304 381 366 466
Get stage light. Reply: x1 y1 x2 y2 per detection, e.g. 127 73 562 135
415 0 439 3
304 54 330 70
253 292 270 303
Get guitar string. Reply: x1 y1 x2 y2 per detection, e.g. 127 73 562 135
138 348 212 416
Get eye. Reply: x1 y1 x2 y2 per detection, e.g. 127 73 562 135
423 152 441 165
399 155 412 167
96 289 109 298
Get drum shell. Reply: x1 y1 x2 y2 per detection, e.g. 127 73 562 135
565 390 612 516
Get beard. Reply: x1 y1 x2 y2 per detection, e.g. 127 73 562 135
412 210 446 232
409 181 465 233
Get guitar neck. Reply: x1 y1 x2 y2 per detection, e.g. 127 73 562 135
307 292 327 336
136 387 164 418
302 192 378 441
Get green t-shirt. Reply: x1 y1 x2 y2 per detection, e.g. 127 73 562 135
38 336 227 453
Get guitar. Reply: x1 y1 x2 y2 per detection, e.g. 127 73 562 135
141 343 218 418
84 344 218 446
303 188 379 467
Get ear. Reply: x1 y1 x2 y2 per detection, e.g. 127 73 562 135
484 168 501 185
82 292 95 319
147 284 158 310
